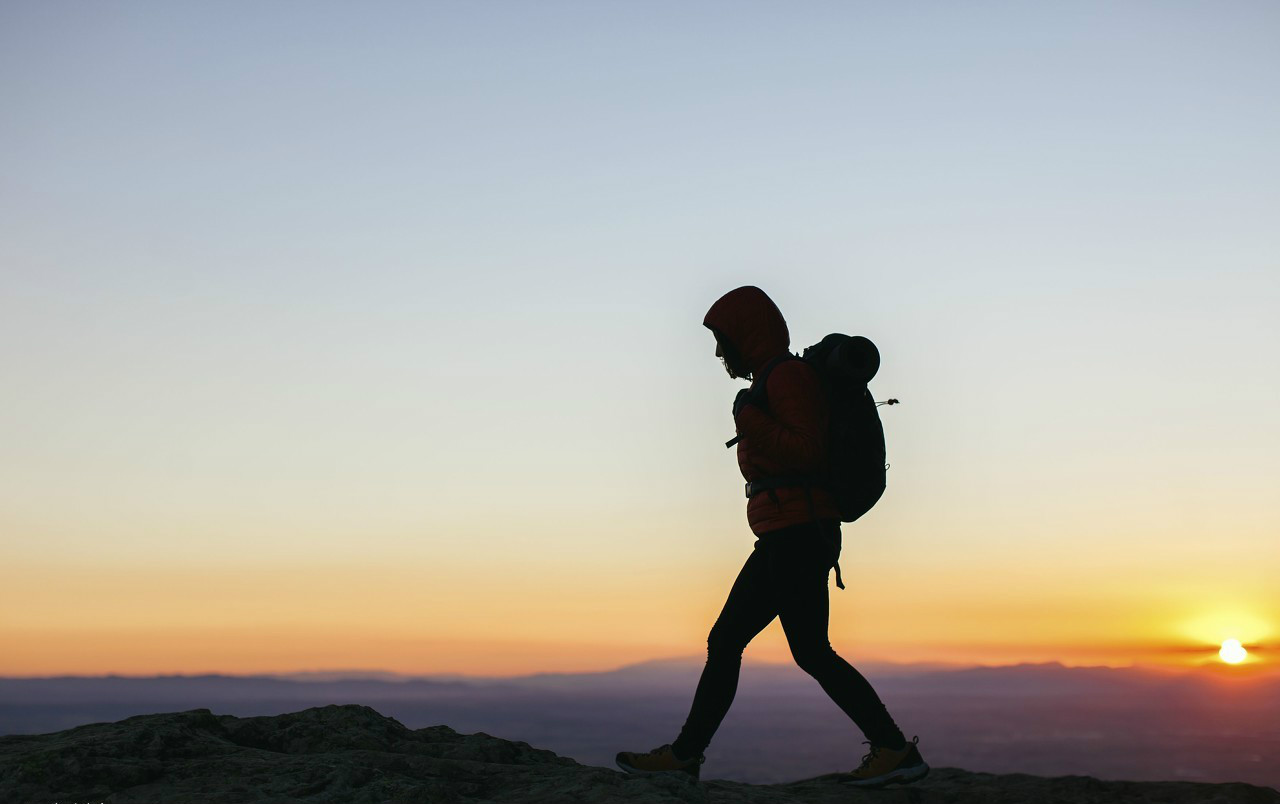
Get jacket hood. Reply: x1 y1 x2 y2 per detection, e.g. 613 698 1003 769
703 286 791 375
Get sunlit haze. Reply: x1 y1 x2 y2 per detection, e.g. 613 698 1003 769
2 1 1277 678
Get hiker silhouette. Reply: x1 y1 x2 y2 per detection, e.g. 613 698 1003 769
616 285 928 787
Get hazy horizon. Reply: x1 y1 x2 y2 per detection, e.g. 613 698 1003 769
5 653 1279 683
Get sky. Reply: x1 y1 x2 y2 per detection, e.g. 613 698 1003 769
1 1 1277 677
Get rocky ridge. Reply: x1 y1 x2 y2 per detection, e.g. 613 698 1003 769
1 704 1276 803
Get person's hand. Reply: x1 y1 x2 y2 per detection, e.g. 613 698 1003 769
732 388 753 418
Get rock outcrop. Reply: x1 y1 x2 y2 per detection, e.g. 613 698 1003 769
1 704 1275 803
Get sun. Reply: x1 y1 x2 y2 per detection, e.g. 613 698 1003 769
1219 638 1248 664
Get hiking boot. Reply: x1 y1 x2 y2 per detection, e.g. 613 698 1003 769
841 735 929 788
615 743 706 780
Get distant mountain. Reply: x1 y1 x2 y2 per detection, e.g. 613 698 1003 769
263 669 435 683
3 660 1277 789
261 656 975 687
3 704 1277 803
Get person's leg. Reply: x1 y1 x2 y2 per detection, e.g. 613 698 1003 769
775 523 907 749
670 544 778 759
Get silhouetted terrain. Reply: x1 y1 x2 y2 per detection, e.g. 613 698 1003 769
3 660 1277 790
4 703 1278 803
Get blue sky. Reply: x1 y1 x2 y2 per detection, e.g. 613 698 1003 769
1 1 1277 673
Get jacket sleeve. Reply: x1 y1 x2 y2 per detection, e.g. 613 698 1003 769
734 360 826 472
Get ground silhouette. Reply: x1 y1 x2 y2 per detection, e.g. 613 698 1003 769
1 704 1275 803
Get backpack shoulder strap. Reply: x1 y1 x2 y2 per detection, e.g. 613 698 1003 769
749 352 803 410
724 352 802 448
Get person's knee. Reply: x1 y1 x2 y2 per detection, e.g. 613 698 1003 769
790 641 836 674
707 625 747 659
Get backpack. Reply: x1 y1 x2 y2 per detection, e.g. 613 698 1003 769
727 333 891 523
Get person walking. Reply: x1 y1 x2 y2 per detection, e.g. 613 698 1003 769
615 285 928 788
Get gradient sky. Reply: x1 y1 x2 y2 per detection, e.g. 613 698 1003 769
2 1 1277 677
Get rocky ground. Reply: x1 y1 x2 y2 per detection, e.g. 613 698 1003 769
1 704 1275 803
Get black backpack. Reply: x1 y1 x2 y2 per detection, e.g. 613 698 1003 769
728 333 892 523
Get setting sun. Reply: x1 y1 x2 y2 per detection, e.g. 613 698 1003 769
1219 639 1248 664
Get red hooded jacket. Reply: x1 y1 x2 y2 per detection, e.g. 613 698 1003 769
704 286 842 535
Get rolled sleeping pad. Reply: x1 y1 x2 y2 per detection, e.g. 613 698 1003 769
823 334 880 385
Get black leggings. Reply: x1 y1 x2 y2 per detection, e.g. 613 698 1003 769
670 519 906 759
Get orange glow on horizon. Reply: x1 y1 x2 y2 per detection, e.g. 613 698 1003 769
2 556 1273 678
2 622 1273 678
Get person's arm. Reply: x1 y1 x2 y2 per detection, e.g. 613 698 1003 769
734 360 826 471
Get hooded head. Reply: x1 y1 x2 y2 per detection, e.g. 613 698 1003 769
703 286 791 380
